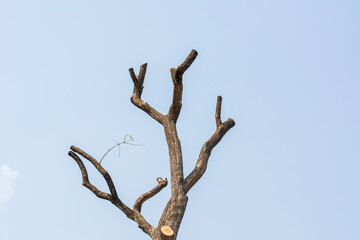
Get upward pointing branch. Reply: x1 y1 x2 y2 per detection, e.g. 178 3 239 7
184 96 235 194
169 49 198 122
129 63 165 124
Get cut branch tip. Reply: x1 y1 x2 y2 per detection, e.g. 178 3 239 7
215 96 223 127
176 49 198 75
224 118 236 128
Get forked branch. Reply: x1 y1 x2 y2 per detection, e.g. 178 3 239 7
129 63 165 124
68 151 111 200
70 145 120 201
169 49 198 122
184 96 235 194
68 146 155 235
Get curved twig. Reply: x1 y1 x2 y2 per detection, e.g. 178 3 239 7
134 177 168 212
99 135 143 164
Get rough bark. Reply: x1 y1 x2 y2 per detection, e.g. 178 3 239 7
68 50 235 239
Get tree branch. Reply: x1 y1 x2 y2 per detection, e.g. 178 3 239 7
134 177 168 212
215 96 222 127
68 145 156 236
129 63 165 124
176 49 198 76
184 96 235 194
133 210 155 235
68 151 111 200
70 145 134 217
168 49 198 122
70 145 120 200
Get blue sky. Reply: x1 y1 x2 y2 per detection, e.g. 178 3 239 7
0 1 359 239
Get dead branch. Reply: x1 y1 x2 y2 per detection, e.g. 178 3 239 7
169 49 198 122
68 145 155 236
70 145 121 200
129 63 165 124
134 177 168 212
68 151 111 200
184 96 235 194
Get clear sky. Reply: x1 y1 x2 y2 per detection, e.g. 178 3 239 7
0 1 359 239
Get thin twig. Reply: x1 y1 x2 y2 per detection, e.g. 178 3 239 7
113 139 121 158
99 135 143 164
124 142 144 146
100 144 121 164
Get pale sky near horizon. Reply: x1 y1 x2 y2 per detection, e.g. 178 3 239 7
1 1 359 239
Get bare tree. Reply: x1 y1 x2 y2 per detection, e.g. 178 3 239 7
68 50 235 240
